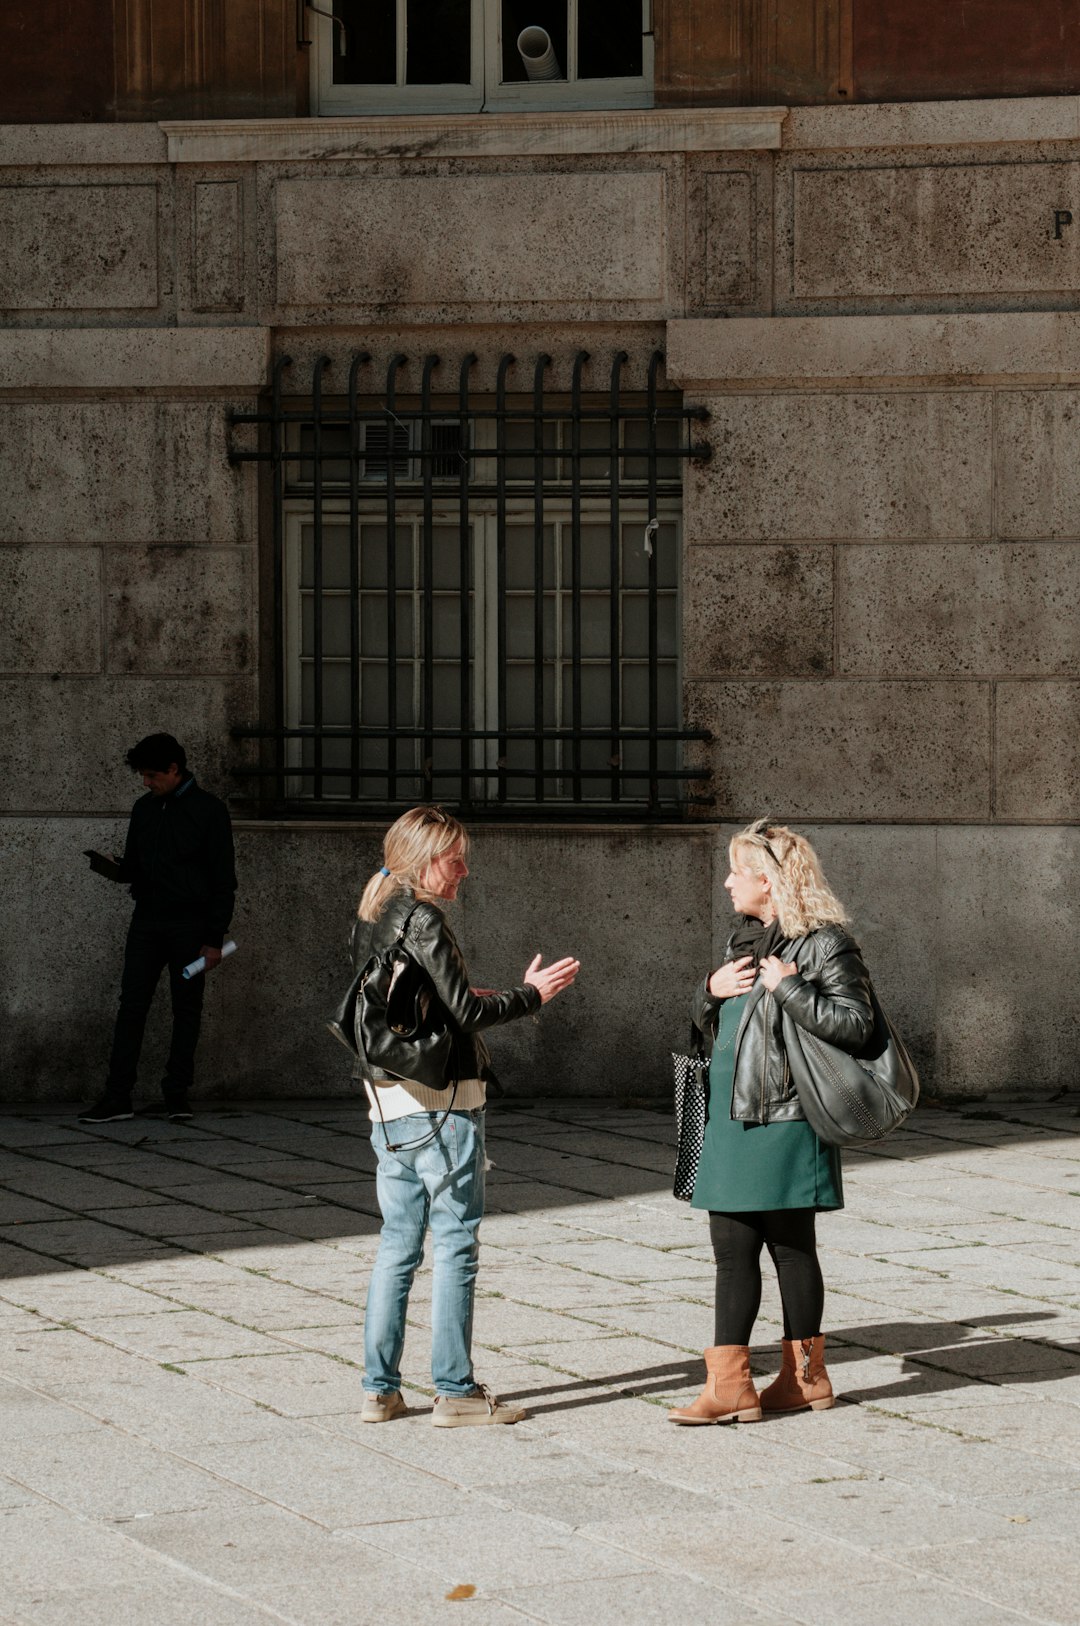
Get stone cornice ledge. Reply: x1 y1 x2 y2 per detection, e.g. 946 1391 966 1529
784 95 1080 151
666 313 1080 387
0 328 270 390
161 108 787 164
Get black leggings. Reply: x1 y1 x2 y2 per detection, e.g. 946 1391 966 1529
709 1209 824 1345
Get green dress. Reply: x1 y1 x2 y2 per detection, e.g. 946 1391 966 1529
691 992 843 1213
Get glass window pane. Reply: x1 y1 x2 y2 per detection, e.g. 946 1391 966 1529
430 524 465 590
658 592 677 659
301 593 352 659
301 660 352 725
361 662 417 726
500 0 567 82
432 667 466 726
578 0 642 78
618 591 677 661
431 594 473 658
504 593 555 659
623 415 681 483
301 526 351 590
360 592 414 658
562 523 612 590
580 663 612 726
505 663 554 725
297 424 351 486
621 594 649 659
332 0 396 84
578 419 611 483
505 524 555 589
622 661 677 725
620 521 677 589
561 594 610 659
503 419 557 483
406 0 471 82
360 524 414 589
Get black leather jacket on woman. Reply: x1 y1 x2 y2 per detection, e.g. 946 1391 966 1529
692 925 875 1125
349 890 541 1085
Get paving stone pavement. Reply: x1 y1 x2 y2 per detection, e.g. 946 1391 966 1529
2 1097 1080 1625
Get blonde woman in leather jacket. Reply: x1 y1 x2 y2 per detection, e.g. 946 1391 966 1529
669 819 874 1426
354 806 579 1428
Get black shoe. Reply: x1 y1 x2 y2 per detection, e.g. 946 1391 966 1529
136 1099 193 1122
79 1097 134 1124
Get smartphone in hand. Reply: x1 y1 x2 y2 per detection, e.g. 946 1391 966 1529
83 850 124 881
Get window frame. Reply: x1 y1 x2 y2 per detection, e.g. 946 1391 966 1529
312 0 654 116
281 492 683 808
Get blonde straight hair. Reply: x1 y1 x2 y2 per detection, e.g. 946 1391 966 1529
730 818 849 939
358 806 469 922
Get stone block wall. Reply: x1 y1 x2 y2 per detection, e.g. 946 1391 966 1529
5 100 1080 1102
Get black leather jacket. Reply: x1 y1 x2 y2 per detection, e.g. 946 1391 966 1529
349 891 541 1085
692 925 875 1125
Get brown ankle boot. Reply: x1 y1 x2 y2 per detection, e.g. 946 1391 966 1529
760 1336 835 1413
668 1345 762 1425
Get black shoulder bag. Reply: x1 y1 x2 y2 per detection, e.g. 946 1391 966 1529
328 904 454 1093
781 986 920 1149
327 905 461 1153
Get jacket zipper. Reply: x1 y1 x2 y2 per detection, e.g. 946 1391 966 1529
760 992 771 1123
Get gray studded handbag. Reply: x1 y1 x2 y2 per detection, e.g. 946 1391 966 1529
781 986 919 1149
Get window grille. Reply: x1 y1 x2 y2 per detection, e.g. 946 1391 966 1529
228 350 712 819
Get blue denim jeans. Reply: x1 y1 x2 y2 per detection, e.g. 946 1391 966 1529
363 1109 486 1398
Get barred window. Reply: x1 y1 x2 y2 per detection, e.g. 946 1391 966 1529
230 351 711 818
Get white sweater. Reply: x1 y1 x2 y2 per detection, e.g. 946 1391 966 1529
363 1075 486 1122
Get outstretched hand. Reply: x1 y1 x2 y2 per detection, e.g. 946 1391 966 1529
524 953 580 1004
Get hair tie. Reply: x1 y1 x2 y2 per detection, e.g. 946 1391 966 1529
379 866 391 878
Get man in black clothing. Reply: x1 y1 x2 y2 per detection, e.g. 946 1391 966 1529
80 733 237 1124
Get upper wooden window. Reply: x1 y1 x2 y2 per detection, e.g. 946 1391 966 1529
314 0 654 114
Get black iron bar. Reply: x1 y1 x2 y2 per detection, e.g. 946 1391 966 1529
233 724 710 741
384 354 406 801
494 355 514 806
608 352 628 804
269 354 291 809
420 354 438 801
646 349 662 815
532 354 550 804
458 354 477 813
346 353 369 802
231 403 703 427
569 350 588 803
311 356 331 804
232 764 707 782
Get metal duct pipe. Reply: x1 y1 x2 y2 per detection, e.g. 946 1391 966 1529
517 25 563 81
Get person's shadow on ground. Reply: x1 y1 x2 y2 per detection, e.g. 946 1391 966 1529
499 1312 1080 1416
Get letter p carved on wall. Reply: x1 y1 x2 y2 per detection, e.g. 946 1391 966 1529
1053 209 1074 239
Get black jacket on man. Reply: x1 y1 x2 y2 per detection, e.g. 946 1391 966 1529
119 776 237 948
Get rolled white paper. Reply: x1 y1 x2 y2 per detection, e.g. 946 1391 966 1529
182 939 238 980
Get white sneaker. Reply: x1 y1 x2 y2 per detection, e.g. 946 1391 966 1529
432 1384 525 1427
360 1390 408 1423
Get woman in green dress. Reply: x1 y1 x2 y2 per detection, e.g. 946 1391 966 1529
669 819 874 1426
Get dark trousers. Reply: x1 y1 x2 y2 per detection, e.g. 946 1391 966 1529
709 1209 824 1345
105 915 207 1103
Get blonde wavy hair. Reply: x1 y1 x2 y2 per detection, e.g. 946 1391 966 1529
730 818 849 939
358 806 469 922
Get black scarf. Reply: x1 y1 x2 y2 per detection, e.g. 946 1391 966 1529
727 914 785 967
